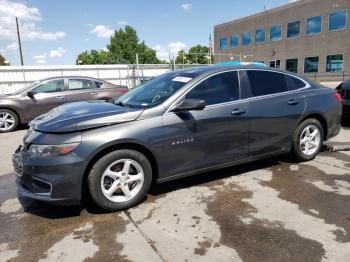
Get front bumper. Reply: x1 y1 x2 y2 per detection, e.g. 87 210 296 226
13 145 86 205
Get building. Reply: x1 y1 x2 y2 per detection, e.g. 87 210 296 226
214 0 350 80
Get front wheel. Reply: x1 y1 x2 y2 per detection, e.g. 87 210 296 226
291 118 324 161
0 109 19 133
87 149 152 211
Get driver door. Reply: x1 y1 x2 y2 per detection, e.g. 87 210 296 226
159 70 249 178
22 79 67 122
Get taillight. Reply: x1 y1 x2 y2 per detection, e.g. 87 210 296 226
333 92 342 103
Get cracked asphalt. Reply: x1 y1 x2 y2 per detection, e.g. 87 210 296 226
0 124 350 262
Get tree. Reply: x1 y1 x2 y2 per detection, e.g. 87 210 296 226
76 26 161 65
175 45 212 65
76 50 109 65
0 52 7 66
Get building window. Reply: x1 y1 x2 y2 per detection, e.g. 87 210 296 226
220 37 228 50
287 21 301 38
231 35 239 48
306 16 322 35
255 28 266 44
329 10 347 31
286 59 298 73
304 57 319 73
270 60 281 69
242 32 252 46
270 25 282 41
326 54 344 72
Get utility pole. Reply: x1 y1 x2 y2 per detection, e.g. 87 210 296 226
16 17 24 66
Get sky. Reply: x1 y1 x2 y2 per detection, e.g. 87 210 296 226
0 0 294 66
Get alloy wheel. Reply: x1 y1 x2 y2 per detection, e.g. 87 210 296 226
100 159 144 203
0 112 15 131
299 124 321 156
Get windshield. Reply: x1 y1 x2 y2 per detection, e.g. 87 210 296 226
114 71 198 109
9 81 41 95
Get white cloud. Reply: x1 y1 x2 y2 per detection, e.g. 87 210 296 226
168 41 186 53
6 42 18 51
35 59 46 64
117 21 128 27
33 54 46 60
154 42 187 61
0 0 66 41
181 3 192 12
90 25 113 38
154 45 169 61
49 47 66 58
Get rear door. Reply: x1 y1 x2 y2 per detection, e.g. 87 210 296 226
243 69 306 156
22 78 67 121
67 78 99 102
159 70 250 177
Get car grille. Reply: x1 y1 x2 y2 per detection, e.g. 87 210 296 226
12 146 24 177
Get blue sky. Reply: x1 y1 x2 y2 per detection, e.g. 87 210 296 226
0 0 292 65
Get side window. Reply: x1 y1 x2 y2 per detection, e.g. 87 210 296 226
34 79 64 93
95 81 103 88
186 71 239 106
68 79 95 90
246 70 288 97
285 75 306 91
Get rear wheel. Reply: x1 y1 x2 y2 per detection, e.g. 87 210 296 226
0 109 19 133
291 118 323 161
87 149 152 211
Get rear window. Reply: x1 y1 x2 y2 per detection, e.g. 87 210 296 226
246 70 288 97
285 75 306 90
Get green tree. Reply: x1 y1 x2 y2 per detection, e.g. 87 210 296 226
76 26 161 65
175 45 212 65
0 52 7 66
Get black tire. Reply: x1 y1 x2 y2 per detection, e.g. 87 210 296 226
0 109 19 133
291 118 324 162
87 149 152 211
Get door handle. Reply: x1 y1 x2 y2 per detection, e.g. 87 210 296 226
90 92 97 95
56 96 65 100
288 99 299 105
231 108 246 115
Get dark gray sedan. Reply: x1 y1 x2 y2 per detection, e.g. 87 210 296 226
13 65 342 211
0 76 128 132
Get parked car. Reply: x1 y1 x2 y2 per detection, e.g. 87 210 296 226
0 76 128 132
336 79 350 118
12 65 342 211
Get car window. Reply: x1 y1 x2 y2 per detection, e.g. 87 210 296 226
246 70 288 97
68 79 95 90
34 79 65 93
185 71 239 106
285 75 306 91
95 81 103 88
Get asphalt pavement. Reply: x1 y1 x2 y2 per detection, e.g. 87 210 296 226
0 125 349 262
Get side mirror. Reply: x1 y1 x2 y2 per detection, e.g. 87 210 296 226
27 91 36 98
171 99 206 113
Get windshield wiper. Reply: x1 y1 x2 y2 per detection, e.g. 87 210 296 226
114 101 136 108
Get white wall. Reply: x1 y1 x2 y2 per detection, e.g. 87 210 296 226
0 64 171 95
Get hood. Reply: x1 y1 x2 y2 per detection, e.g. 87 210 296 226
31 100 143 133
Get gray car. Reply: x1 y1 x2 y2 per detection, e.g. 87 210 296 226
12 65 342 211
0 76 128 132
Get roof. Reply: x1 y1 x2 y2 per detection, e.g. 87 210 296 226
215 0 312 28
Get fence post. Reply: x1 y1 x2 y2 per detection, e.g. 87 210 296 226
343 71 345 81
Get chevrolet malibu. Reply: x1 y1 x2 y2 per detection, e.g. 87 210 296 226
13 65 342 211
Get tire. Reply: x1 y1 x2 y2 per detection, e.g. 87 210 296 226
291 118 324 162
0 109 19 133
87 149 152 211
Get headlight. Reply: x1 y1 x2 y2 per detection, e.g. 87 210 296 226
29 143 79 157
